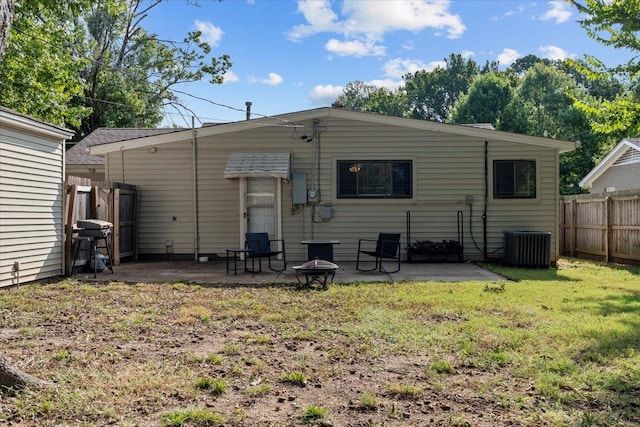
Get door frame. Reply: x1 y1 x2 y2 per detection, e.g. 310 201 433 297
239 177 283 247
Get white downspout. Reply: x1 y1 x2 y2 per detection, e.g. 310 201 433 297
192 116 200 260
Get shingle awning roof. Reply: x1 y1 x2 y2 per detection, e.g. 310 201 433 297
223 152 291 179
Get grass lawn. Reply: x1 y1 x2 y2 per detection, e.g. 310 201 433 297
0 258 638 426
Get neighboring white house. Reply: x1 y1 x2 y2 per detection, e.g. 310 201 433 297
0 106 74 287
90 107 578 265
579 138 640 193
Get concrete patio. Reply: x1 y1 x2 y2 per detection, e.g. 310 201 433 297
72 258 506 286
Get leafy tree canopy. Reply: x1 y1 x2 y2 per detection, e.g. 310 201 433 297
449 72 512 127
567 0 640 140
404 53 480 122
334 81 406 117
0 0 231 138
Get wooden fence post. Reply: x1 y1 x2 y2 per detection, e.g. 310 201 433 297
570 199 577 257
90 186 98 219
605 196 612 263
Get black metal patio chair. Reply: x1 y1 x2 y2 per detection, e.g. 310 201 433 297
356 233 401 273
245 232 287 272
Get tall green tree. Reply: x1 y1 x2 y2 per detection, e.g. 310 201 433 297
0 0 231 137
335 81 406 117
449 72 513 126
567 0 640 139
568 0 640 73
501 63 600 193
0 0 14 58
507 54 554 76
0 1 89 127
73 0 231 137
404 53 480 122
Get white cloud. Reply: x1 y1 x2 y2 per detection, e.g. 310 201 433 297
539 45 575 60
540 1 572 24
262 72 284 86
460 50 475 59
325 39 385 57
340 0 465 39
222 71 239 83
194 20 223 46
309 84 344 105
383 58 443 78
497 48 521 66
367 79 403 91
491 4 528 21
288 0 466 58
505 4 527 17
249 72 284 86
288 0 341 41
401 40 415 50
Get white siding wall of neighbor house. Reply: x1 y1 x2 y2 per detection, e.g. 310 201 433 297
0 117 72 287
590 163 640 193
104 115 563 263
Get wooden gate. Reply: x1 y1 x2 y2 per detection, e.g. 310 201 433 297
65 179 138 274
112 183 137 265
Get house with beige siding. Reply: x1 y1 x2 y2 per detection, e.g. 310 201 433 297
65 127 184 182
0 106 74 287
579 138 640 193
90 107 577 265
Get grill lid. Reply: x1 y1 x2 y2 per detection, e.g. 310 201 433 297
77 219 113 229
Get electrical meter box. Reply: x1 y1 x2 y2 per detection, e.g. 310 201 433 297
292 172 307 204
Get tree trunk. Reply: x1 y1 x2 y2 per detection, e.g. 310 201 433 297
0 354 52 390
0 0 15 59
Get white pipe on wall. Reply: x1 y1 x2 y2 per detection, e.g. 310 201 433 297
192 116 200 261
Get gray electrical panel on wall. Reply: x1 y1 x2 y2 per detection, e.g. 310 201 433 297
292 172 307 204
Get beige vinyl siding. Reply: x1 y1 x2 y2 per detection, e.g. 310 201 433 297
103 115 562 263
106 141 196 255
0 127 66 287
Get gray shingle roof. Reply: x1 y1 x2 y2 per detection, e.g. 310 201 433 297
223 152 291 179
66 128 185 165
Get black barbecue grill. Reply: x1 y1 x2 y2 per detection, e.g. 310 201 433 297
71 219 114 277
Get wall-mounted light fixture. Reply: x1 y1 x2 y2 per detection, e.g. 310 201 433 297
149 147 157 153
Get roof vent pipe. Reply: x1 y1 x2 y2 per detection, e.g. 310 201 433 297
245 101 252 120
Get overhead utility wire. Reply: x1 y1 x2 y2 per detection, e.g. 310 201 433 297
172 90 304 126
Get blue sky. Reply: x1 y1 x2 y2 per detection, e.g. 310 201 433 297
144 0 635 127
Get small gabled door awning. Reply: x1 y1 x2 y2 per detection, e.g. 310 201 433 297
224 152 291 179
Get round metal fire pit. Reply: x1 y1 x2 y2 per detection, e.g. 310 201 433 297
292 259 339 290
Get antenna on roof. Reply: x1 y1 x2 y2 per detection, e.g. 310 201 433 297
245 101 252 120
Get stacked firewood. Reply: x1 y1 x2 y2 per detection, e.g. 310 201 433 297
406 240 463 262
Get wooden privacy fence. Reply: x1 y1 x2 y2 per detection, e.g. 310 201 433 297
65 177 138 274
560 189 640 264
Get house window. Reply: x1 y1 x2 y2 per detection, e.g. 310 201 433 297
494 160 536 199
337 160 412 198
